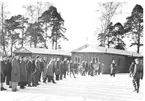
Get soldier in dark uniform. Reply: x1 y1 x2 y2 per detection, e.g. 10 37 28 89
110 59 117 77
132 58 143 93
55 58 61 80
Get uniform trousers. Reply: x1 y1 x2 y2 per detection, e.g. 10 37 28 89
133 78 140 92
27 73 32 86
12 82 18 91
70 69 76 78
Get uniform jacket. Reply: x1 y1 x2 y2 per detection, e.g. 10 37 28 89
35 59 41 72
11 58 20 82
40 61 44 72
43 60 48 77
63 61 68 71
1 60 7 76
129 63 135 73
133 64 143 80
27 60 33 74
7 60 12 78
55 61 61 75
46 61 54 76
20 60 27 82
0 60 3 75
70 62 75 71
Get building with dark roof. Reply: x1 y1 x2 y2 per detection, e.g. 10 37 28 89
71 44 143 74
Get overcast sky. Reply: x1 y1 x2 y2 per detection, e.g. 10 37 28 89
1 0 144 53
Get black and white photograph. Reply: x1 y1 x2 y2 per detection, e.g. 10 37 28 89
0 0 144 101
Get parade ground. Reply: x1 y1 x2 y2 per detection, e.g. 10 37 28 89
0 74 144 101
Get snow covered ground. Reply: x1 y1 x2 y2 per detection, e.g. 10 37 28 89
0 74 144 101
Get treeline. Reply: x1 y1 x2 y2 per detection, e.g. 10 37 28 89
0 2 68 56
97 2 143 53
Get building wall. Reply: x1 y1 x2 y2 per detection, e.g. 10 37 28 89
72 52 130 74
104 54 126 74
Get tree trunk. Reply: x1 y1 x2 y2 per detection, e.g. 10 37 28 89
21 29 24 47
21 21 25 47
137 22 140 53
30 37 32 47
1 2 7 56
107 32 110 48
52 40 54 49
11 40 13 56
34 42 37 48
44 23 48 49
55 40 57 50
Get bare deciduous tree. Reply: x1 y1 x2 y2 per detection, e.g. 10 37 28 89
97 2 122 47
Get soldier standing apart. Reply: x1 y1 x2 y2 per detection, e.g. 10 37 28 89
110 59 117 77
129 61 135 77
132 58 143 93
11 55 20 92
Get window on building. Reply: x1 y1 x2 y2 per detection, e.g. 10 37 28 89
74 56 81 63
92 57 99 63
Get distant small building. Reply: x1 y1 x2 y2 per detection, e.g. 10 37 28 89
13 47 71 61
71 44 143 74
